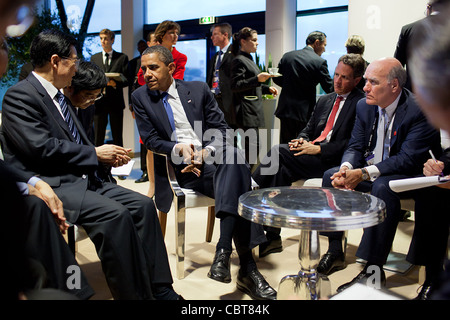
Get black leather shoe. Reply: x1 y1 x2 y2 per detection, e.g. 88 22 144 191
414 283 434 300
118 175 126 180
337 265 386 293
317 252 346 275
259 238 283 258
208 248 232 283
135 172 149 183
237 269 277 300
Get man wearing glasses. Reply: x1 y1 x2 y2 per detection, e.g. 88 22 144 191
1 29 181 300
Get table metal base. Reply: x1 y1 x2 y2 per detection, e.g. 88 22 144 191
278 271 331 300
277 230 331 300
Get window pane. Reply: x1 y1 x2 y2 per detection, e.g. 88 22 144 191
87 0 121 33
297 0 348 11
145 0 265 24
175 39 207 82
50 0 121 33
296 11 348 77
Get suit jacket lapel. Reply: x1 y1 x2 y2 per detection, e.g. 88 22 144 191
390 91 408 147
175 80 196 129
28 74 74 141
333 90 358 134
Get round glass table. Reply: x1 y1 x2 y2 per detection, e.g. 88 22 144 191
238 186 386 300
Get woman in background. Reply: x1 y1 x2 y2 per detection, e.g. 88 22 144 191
231 27 278 165
154 20 187 80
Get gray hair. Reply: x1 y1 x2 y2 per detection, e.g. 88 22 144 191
387 64 407 88
410 6 450 110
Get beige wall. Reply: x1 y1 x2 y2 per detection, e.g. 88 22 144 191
348 0 428 63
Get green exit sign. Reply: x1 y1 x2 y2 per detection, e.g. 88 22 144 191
199 16 215 25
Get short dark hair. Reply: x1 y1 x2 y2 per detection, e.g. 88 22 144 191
338 53 366 79
306 31 327 45
142 45 174 66
30 29 78 68
212 23 232 40
71 60 107 93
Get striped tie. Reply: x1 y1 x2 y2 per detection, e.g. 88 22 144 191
55 91 82 144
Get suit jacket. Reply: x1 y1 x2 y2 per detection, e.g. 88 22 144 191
341 89 442 176
131 79 229 212
298 87 365 167
91 50 129 112
394 18 427 91
274 46 334 123
0 73 113 221
231 51 271 128
206 45 235 126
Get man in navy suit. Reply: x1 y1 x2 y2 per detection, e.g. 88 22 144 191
252 53 366 257
132 45 277 300
273 31 334 143
1 30 179 300
320 57 442 291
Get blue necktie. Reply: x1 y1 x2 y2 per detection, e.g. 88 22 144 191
382 109 390 161
161 92 177 141
55 91 82 144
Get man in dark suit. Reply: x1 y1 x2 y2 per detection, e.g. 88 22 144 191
320 57 442 291
91 28 129 147
1 30 180 300
252 53 366 256
274 31 334 143
131 45 276 300
408 5 450 299
393 1 443 91
206 23 236 128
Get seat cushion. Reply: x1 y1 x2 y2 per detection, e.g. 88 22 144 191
181 188 215 208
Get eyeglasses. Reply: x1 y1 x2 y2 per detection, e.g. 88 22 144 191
6 4 35 38
61 56 81 67
84 93 103 103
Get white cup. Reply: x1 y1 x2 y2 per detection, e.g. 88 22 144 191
268 67 279 75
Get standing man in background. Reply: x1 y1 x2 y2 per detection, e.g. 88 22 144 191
207 23 236 129
274 31 334 144
91 28 129 148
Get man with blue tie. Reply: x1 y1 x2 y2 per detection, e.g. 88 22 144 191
320 57 442 291
1 30 181 300
132 45 277 300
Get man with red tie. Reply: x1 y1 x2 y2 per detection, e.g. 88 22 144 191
252 53 366 257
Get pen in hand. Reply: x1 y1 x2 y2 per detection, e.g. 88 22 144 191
429 150 444 177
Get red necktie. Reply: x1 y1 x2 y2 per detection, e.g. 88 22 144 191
312 95 343 144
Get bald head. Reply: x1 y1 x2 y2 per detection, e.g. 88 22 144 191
363 57 406 108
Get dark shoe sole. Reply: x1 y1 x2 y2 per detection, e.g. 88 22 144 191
207 271 231 283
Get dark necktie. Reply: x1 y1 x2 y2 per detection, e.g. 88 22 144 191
104 52 110 71
212 50 223 94
55 91 82 144
161 92 177 141
312 95 343 144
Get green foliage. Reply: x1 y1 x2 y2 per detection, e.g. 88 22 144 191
1 9 69 87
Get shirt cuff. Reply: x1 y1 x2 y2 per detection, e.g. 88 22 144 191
365 165 381 181
27 176 42 187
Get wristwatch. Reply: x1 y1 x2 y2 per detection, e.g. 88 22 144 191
361 168 370 181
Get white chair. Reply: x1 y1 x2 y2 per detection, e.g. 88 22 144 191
155 155 215 279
